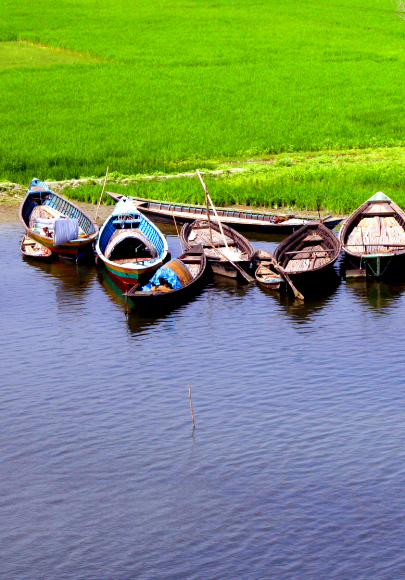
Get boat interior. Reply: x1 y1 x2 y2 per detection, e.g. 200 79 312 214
277 225 339 273
106 229 158 265
345 201 405 255
187 221 249 261
24 185 95 236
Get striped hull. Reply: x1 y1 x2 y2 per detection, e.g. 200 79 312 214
103 259 163 286
25 229 96 256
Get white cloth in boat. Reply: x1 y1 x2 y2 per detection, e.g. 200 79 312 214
105 228 158 259
53 219 79 246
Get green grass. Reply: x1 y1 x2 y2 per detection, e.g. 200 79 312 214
1 0 405 185
0 41 93 69
62 147 405 214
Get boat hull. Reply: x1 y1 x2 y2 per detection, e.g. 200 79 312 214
103 260 163 287
342 252 405 278
126 252 209 308
106 192 342 234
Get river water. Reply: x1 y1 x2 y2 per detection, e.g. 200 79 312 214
1 221 405 580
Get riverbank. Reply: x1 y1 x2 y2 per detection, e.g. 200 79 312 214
4 145 405 217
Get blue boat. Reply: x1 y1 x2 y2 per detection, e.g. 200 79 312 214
19 178 98 261
95 196 169 287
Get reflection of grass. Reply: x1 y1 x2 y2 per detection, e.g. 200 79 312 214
0 41 92 69
2 0 405 185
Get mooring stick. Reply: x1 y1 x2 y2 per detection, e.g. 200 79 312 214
172 209 184 252
95 166 109 222
196 169 213 243
188 382 195 433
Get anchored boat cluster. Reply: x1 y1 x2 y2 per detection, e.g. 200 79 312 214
19 178 403 305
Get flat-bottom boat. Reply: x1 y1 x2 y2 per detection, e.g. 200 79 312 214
180 219 254 278
21 235 53 261
273 222 341 282
96 196 169 286
19 178 98 261
339 192 405 277
106 191 342 233
125 246 208 306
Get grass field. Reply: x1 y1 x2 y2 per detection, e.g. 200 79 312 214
2 0 405 210
60 147 405 214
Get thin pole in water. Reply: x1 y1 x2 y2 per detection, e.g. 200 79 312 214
95 166 109 222
196 169 213 243
188 382 195 434
172 210 184 253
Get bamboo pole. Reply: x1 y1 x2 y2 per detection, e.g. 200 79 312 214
206 192 230 252
196 169 213 243
171 210 184 253
95 166 109 222
188 382 195 433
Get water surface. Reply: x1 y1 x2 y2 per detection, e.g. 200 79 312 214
1 222 405 580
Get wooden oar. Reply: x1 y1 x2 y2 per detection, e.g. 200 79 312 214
207 240 255 283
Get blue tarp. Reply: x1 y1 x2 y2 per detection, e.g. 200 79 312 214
142 266 182 291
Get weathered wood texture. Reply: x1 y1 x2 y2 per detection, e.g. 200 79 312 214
340 197 405 258
274 222 341 275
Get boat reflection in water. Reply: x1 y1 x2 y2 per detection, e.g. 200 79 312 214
22 253 97 303
257 269 341 322
97 265 211 335
346 278 405 313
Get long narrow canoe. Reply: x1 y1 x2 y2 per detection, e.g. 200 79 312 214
181 219 255 278
19 178 98 260
339 192 405 277
95 196 169 287
106 191 342 233
274 222 341 278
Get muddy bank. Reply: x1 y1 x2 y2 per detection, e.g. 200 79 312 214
0 196 112 225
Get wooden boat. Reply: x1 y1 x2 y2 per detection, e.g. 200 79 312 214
124 246 208 306
180 219 255 278
273 221 341 279
339 192 405 277
19 178 98 261
253 250 283 289
95 196 169 287
21 235 53 261
106 191 342 233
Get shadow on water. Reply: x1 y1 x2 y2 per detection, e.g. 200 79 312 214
258 270 341 322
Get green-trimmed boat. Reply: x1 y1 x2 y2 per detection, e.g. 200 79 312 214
339 192 405 277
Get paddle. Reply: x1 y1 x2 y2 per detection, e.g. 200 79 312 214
207 240 255 283
258 249 304 300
